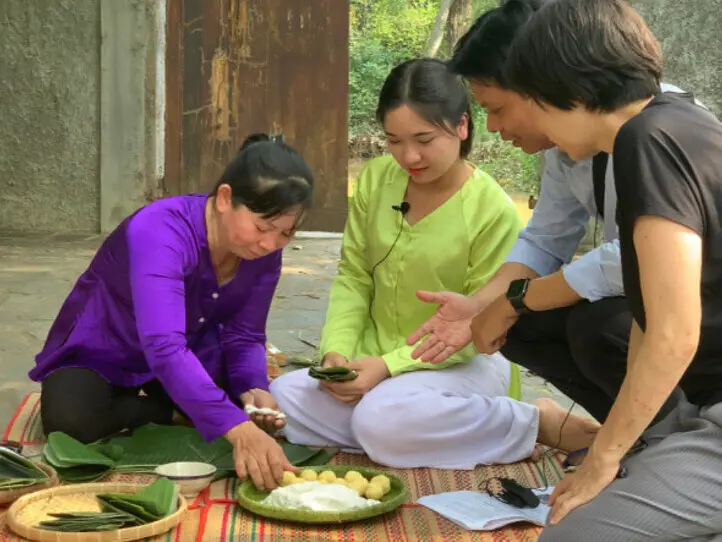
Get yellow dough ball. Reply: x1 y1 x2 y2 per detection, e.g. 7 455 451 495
300 469 318 482
281 471 298 487
318 470 336 484
344 470 364 483
370 475 391 494
365 483 384 500
333 478 348 487
348 478 369 496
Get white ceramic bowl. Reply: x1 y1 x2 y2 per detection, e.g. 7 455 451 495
154 461 217 498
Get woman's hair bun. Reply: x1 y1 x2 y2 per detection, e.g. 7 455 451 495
238 132 273 152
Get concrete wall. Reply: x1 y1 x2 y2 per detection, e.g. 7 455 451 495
100 0 165 233
632 0 722 116
0 0 164 234
0 1 101 232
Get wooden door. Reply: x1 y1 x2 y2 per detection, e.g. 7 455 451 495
165 0 349 231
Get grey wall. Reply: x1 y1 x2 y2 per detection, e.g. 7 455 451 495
0 1 101 232
100 0 165 233
0 0 164 234
632 0 722 116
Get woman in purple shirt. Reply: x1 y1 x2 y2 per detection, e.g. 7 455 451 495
29 134 314 490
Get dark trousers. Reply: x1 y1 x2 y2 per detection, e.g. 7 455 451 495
501 298 632 422
40 367 177 444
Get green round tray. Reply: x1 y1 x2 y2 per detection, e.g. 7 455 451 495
236 465 408 524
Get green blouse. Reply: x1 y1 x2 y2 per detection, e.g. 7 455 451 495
320 155 524 396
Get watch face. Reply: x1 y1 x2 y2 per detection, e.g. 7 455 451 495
508 279 527 299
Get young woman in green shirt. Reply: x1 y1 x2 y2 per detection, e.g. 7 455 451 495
271 59 598 469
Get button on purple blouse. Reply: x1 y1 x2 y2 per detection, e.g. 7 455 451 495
29 195 281 441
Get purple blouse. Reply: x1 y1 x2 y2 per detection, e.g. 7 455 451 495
29 194 281 441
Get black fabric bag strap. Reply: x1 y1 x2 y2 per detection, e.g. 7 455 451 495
592 152 609 219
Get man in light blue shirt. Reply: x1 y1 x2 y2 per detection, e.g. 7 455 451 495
407 0 695 423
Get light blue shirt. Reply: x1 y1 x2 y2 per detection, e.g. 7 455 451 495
505 83 697 302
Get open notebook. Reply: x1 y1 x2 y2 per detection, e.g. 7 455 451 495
418 487 553 531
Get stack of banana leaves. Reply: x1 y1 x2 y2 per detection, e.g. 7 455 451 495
308 365 358 382
38 478 177 532
0 447 49 490
42 424 338 483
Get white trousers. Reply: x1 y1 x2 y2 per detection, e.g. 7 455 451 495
270 353 539 470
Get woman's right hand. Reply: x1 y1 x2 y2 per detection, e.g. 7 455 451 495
321 352 348 368
225 421 296 491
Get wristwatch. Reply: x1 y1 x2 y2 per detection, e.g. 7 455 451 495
506 278 532 314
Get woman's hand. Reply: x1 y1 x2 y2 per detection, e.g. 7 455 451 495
321 357 390 406
321 352 348 368
225 421 296 491
240 388 286 433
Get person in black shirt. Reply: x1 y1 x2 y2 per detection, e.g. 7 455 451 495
501 0 722 540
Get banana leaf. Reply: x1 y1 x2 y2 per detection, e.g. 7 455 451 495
91 425 338 476
288 355 319 367
44 425 338 482
0 448 48 480
43 433 114 482
39 512 134 532
0 447 49 489
91 425 232 472
98 496 160 523
38 479 178 533
0 479 44 490
308 365 358 382
98 478 178 520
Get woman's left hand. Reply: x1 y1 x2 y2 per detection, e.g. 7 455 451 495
240 388 286 434
321 357 390 406
548 450 620 525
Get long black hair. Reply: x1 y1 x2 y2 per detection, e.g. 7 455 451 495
376 58 475 158
213 133 314 219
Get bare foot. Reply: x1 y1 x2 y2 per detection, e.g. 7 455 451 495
530 444 545 462
535 398 600 452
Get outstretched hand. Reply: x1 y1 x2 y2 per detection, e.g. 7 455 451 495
406 290 480 363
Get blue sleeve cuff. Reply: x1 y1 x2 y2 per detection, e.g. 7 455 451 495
505 238 564 277
562 241 624 301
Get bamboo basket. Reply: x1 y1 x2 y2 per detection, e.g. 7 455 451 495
0 463 59 505
6 482 187 542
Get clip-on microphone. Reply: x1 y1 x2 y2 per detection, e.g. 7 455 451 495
391 201 410 214
483 477 540 509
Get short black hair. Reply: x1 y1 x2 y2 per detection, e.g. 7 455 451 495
505 0 662 112
376 58 475 158
449 0 543 87
213 133 314 220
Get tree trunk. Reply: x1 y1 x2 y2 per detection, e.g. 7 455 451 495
445 0 473 54
424 0 454 57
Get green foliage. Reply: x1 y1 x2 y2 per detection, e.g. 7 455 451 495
348 39 396 137
349 0 437 138
471 103 541 196
472 0 500 17
349 0 541 197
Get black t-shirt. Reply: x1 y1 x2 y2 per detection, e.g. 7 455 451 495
614 93 722 406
